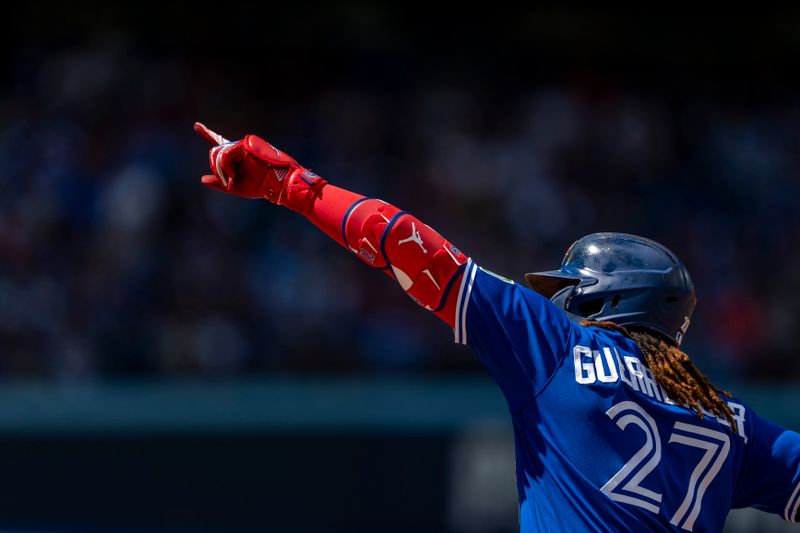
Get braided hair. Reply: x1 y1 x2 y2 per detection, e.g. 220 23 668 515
582 320 736 429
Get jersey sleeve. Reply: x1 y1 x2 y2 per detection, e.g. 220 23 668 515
733 408 800 522
454 259 576 410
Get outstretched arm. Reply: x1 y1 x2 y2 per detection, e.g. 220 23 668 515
195 123 468 328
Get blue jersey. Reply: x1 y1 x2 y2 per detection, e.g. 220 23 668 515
454 259 800 532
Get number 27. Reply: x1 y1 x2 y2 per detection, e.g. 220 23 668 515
601 401 731 532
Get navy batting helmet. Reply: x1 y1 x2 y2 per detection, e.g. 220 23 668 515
525 233 696 345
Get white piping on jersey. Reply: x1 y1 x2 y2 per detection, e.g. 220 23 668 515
791 488 800 524
785 478 800 522
461 263 478 344
454 260 477 345
453 259 472 344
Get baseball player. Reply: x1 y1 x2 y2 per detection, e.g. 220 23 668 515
195 123 800 532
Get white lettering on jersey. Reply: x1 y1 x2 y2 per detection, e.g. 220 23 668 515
700 402 748 443
594 347 620 383
617 353 635 389
573 343 747 440
625 356 647 394
573 345 595 384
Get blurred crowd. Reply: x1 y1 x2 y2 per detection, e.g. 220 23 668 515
2 26 800 381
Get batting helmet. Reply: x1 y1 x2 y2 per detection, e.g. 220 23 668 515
525 232 696 345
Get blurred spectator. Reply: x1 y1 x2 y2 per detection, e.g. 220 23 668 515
2 11 799 381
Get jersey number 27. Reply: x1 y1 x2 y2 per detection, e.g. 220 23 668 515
601 400 730 532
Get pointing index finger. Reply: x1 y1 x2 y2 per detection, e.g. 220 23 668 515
194 122 231 146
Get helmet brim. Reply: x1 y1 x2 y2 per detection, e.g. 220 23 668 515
524 271 583 299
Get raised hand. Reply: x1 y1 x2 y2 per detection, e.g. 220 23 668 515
194 122 323 205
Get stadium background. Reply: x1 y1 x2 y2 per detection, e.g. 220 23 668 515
1 5 799 532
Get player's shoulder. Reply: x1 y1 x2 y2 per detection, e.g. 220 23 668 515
458 262 579 348
475 265 516 286
464 262 565 317
470 263 572 312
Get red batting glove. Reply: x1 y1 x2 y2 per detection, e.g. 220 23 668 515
194 122 326 211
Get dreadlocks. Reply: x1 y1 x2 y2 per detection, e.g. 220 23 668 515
582 320 736 429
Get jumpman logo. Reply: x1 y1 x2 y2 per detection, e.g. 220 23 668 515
398 222 427 253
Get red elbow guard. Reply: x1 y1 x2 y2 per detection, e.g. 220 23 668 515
342 198 468 311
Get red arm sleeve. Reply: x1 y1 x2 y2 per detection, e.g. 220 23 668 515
300 184 468 328
195 128 469 329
